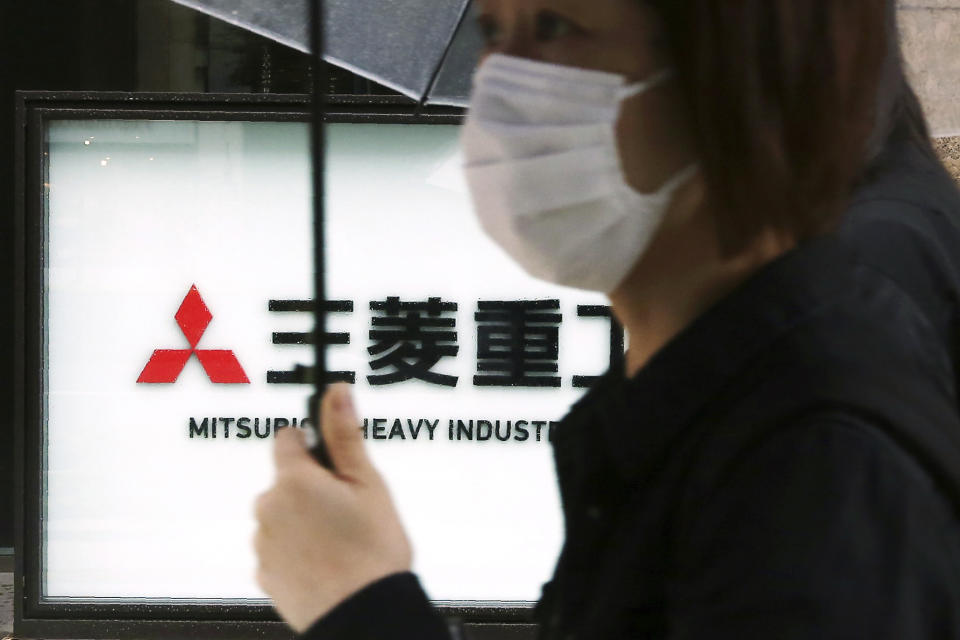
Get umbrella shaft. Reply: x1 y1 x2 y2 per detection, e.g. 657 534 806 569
311 0 327 397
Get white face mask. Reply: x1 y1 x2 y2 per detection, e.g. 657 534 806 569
460 53 697 293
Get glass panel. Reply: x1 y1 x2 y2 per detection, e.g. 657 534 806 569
44 119 313 600
43 118 613 602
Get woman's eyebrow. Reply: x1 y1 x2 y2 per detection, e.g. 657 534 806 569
548 0 593 14
539 0 600 26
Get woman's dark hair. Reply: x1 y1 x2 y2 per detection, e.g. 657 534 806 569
646 0 938 254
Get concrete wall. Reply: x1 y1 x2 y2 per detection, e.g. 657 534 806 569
900 1 960 138
935 138 960 182
900 2 960 181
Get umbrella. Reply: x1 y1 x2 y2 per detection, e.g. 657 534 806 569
168 0 484 106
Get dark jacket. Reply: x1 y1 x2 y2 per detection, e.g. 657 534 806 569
303 140 960 639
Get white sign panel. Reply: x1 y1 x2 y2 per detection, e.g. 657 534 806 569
44 119 616 603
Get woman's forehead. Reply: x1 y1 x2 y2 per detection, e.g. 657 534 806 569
476 0 655 33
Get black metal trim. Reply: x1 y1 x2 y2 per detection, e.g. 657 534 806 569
13 82 28 640
14 91 543 639
14 91 465 123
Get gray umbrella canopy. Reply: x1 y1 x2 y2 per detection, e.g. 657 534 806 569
169 0 483 107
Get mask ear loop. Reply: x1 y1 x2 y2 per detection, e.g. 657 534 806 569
617 68 674 101
655 164 699 197
615 69 698 198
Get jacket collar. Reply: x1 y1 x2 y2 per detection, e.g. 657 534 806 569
566 233 855 484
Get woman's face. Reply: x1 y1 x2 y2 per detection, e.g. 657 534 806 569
474 0 697 193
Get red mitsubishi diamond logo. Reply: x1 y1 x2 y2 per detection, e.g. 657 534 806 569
137 285 250 384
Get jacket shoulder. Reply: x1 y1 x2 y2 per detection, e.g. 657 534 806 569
669 410 960 639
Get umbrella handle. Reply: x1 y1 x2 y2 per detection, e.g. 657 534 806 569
290 365 334 468
308 392 335 468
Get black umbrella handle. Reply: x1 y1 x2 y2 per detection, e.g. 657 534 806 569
308 393 335 469
290 365 334 468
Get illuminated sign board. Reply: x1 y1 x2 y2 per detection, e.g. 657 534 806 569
16 95 621 636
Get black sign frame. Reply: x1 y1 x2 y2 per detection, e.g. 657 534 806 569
13 91 539 639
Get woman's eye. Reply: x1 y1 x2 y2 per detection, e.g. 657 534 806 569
534 11 582 42
476 15 504 47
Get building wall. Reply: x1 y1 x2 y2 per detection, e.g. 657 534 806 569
901 0 960 139
901 1 960 182
936 139 960 183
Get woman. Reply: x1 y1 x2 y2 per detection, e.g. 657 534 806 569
253 0 960 637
